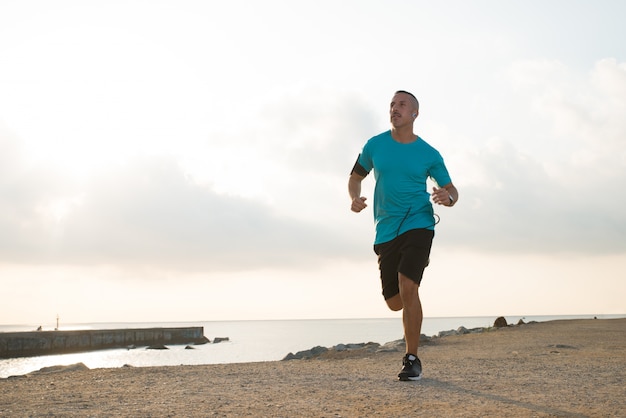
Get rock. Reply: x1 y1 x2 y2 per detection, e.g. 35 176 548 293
334 343 354 352
334 342 379 352
185 345 195 349
146 344 168 350
30 363 89 375
195 336 210 345
493 316 508 328
517 318 526 325
362 342 381 352
457 326 470 335
212 337 230 344
377 339 404 352
468 327 486 334
438 329 459 338
282 345 329 361
284 342 386 360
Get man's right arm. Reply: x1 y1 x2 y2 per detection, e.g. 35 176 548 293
348 173 368 213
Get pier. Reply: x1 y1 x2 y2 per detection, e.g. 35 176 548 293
0 327 207 358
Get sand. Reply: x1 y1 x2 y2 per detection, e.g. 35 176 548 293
1 318 624 417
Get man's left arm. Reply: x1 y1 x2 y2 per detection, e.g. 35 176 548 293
432 183 458 207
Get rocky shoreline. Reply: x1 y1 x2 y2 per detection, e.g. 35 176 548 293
16 316 539 374
1 318 624 417
281 315 523 361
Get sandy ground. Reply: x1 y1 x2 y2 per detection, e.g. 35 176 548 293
1 318 624 417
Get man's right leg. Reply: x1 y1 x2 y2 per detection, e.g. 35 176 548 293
376 231 427 381
399 273 423 357
386 274 423 381
384 274 423 355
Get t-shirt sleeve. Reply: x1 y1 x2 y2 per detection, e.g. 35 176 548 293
358 141 374 173
429 155 452 187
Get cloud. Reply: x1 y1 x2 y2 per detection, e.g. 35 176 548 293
255 89 381 174
443 139 625 255
0 130 81 259
0 141 365 271
2 54 624 277
438 58 626 255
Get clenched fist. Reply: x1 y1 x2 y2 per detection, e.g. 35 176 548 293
351 196 368 213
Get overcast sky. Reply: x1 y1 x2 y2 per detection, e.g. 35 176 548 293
1 0 625 327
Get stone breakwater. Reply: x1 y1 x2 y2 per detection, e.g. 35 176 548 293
0 327 209 358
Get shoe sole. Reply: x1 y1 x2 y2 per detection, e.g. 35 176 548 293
398 373 422 381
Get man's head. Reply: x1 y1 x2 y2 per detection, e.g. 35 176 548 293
395 90 419 113
390 90 419 127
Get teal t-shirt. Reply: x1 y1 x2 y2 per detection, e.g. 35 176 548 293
358 130 452 245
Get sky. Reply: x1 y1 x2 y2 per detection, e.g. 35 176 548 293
1 0 625 326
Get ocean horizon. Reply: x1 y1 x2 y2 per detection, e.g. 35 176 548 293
1 314 623 378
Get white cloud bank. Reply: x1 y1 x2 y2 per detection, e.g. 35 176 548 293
1 58 624 273
440 58 626 255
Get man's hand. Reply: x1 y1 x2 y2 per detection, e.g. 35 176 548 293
432 187 453 206
351 196 368 213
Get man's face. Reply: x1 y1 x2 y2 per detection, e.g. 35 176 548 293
389 93 417 128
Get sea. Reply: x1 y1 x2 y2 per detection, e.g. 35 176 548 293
1 314 623 378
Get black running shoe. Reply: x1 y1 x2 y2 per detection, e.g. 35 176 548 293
398 354 422 381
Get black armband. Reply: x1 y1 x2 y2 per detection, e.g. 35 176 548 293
350 154 369 177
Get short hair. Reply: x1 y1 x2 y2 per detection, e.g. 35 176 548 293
394 90 419 112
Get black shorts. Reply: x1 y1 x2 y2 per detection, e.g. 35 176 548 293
373 229 434 300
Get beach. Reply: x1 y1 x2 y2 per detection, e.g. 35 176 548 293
1 318 624 417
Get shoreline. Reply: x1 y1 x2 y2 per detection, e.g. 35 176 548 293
1 315 623 376
2 313 621 333
1 318 624 416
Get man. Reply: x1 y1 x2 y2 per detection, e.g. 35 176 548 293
348 90 458 381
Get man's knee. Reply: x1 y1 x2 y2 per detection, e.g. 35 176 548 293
399 274 420 299
385 294 403 311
